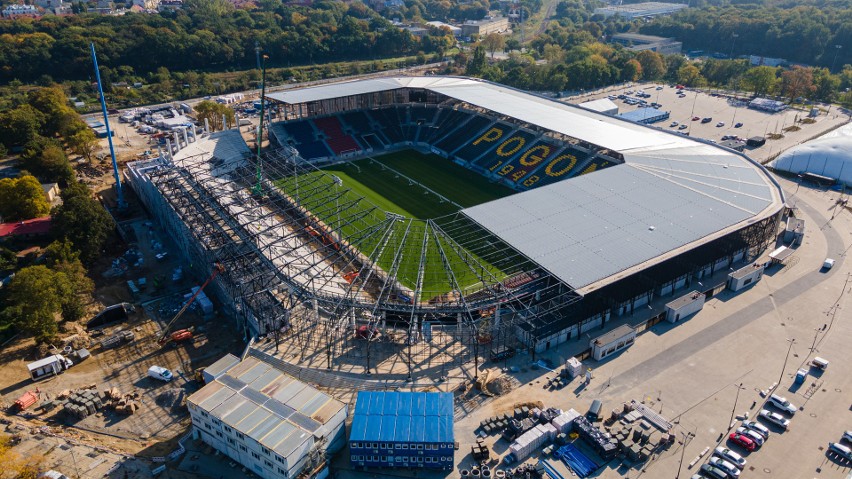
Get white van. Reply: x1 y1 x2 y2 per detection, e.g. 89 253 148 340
148 366 174 382
823 258 835 270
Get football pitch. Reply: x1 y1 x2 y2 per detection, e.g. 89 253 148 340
322 150 514 218
275 150 516 300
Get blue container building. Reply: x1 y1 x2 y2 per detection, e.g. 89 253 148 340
349 391 454 470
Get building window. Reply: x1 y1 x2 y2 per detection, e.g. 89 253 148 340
381 456 388 462
401 444 408 450
239 445 247 452
394 444 401 450
278 467 287 475
371 443 378 449
402 457 409 462
227 438 236 446
275 455 285 464
215 431 223 438
251 452 261 460
212 419 221 426
351 443 359 449
395 456 403 463
416 444 424 450
264 460 273 468
261 447 270 456
224 426 232 433
201 411 208 418
237 433 244 440
204 423 212 430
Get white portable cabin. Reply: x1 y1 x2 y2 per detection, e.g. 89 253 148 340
27 355 71 381
665 291 705 323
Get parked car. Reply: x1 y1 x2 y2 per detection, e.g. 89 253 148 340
828 442 852 461
147 365 174 382
709 457 741 477
729 432 757 451
758 409 790 429
714 447 747 469
700 463 729 479
656 86 664 90
716 121 725 127
670 121 679 127
767 394 797 415
702 117 712 123
843 430 852 443
742 420 771 439
679 124 688 130
736 427 764 447
692 116 700 121
734 122 744 128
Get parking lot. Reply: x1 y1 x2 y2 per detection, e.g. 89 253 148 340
566 83 850 165
443 173 852 478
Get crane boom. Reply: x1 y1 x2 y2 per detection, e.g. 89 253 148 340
158 263 224 344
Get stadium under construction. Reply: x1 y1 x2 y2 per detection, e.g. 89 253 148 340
126 76 785 382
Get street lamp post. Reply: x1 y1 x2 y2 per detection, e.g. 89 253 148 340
729 383 745 428
675 429 695 479
728 33 739 59
776 338 795 392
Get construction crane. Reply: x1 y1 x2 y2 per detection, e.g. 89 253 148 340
158 263 225 345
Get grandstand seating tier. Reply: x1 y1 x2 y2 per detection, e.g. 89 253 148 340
435 115 493 154
315 116 362 155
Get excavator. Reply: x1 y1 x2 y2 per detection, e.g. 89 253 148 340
158 262 225 346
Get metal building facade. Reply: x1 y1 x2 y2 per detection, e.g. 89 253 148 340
349 392 454 470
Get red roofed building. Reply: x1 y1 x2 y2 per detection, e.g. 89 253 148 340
0 217 53 240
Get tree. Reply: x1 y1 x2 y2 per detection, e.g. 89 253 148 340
0 175 51 221
44 240 93 322
781 66 815 101
1 266 71 342
743 66 779 96
621 59 642 82
635 50 666 80
194 101 236 132
481 33 506 59
52 183 114 264
677 63 704 87
19 137 74 185
66 128 99 161
0 105 45 148
466 45 488 76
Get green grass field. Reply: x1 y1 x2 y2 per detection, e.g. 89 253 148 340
275 150 517 300
320 150 514 218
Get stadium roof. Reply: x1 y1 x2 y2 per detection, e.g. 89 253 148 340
266 76 785 294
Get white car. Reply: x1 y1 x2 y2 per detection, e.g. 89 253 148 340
736 427 764 447
829 442 852 461
670 121 679 127
768 394 797 415
715 446 747 469
742 420 771 439
716 121 725 127
709 457 741 477
147 365 174 382
759 409 790 429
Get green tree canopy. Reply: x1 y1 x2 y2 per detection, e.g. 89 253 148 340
0 105 45 148
1 265 72 342
743 66 779 96
52 183 114 264
194 101 236 132
0 175 51 221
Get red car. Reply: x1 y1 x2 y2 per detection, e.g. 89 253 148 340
729 432 756 451
692 116 700 121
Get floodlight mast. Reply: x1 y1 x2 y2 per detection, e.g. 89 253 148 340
90 43 126 210
254 53 269 195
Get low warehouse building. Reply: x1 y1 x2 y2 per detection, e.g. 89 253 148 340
349 391 454 470
728 263 765 292
590 324 636 361
665 291 704 323
187 355 347 479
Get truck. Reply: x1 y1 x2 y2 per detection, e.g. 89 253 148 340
27 355 73 381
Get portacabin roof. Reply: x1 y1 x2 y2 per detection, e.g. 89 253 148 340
349 391 454 444
265 76 784 295
187 355 346 460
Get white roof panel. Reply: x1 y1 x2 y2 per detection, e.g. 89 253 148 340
265 76 784 292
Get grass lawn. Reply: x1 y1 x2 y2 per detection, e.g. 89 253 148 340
274 150 516 299
320 150 514 218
